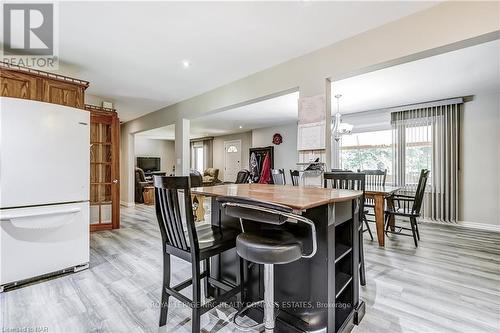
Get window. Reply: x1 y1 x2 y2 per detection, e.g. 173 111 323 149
340 130 393 182
227 145 238 153
192 144 204 172
405 125 432 185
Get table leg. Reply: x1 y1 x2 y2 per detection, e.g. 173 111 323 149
374 194 385 247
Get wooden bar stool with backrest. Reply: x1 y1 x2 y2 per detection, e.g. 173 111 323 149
271 169 286 185
154 176 243 332
217 196 317 333
384 169 430 247
358 169 387 240
289 170 300 186
324 172 368 286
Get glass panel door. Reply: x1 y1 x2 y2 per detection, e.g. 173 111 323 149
89 111 119 231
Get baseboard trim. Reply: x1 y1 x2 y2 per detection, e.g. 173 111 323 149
420 218 500 233
456 221 500 233
120 201 135 207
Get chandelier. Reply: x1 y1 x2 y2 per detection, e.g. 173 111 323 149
332 94 353 142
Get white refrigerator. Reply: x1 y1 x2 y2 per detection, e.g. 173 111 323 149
0 97 90 291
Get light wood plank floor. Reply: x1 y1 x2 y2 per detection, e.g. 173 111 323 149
1 204 499 333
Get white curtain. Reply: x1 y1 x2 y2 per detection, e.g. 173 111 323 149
391 99 461 223
190 138 214 171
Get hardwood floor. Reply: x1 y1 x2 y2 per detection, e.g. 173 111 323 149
1 204 499 333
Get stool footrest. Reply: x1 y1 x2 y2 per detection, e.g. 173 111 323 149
232 300 279 331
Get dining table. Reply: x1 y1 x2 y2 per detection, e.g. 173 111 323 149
364 185 400 247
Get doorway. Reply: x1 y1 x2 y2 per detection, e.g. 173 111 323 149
223 140 241 182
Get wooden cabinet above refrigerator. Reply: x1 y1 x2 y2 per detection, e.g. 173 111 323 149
0 62 89 109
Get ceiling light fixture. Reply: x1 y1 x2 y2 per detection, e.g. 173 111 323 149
182 60 191 68
239 125 243 129
332 94 353 142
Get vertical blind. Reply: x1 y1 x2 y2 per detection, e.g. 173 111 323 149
391 99 461 222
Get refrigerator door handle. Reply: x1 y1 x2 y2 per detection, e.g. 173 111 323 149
0 208 81 221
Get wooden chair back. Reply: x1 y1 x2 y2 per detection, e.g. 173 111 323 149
324 172 365 215
412 169 430 215
154 176 198 256
290 170 300 186
271 168 286 185
358 169 387 187
235 169 250 184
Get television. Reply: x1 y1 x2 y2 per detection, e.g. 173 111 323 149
137 157 160 173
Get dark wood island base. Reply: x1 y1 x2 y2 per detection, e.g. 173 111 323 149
192 184 365 333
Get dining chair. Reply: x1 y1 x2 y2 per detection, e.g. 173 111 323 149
154 176 243 332
358 169 387 187
323 172 368 286
190 169 203 187
358 169 387 238
271 169 286 185
290 170 300 186
235 169 250 184
384 169 429 247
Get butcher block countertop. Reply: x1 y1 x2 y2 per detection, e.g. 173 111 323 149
191 183 362 211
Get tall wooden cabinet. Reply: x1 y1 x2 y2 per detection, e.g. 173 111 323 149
86 105 120 231
1 62 120 231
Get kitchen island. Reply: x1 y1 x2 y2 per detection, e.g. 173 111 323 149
192 184 365 333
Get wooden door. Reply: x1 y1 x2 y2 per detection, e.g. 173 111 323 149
89 108 120 231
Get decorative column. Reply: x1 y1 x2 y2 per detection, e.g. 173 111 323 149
175 118 190 176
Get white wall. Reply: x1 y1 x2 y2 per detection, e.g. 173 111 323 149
460 91 500 226
119 2 500 203
252 123 298 184
213 132 252 181
134 137 176 175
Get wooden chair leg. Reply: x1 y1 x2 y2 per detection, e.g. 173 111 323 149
359 229 366 286
410 218 418 247
192 261 201 333
364 216 374 241
159 253 171 327
413 218 420 240
385 213 391 232
203 258 210 298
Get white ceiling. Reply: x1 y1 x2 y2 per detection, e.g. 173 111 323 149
47 1 438 121
138 40 500 140
332 39 500 113
136 91 299 140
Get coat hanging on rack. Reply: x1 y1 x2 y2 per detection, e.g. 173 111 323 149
249 146 274 184
258 153 271 184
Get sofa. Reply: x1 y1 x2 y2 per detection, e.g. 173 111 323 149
202 168 221 186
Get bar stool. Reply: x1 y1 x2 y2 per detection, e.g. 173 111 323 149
154 176 243 332
217 196 317 333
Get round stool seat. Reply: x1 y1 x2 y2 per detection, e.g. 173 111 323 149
236 230 302 265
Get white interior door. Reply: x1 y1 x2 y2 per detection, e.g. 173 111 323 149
224 140 241 182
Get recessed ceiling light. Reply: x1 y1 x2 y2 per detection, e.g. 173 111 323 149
182 60 191 68
239 125 243 129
